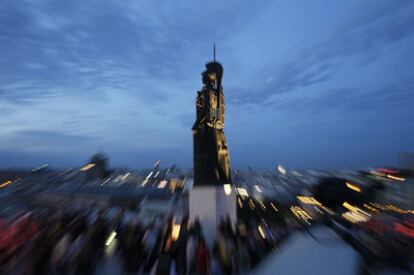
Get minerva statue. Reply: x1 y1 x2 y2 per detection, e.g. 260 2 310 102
192 50 232 186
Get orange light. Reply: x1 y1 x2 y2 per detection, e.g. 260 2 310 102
271 202 278 211
80 163 95 171
258 225 266 239
171 224 181 241
297 196 322 205
346 182 361 192
0 180 12 188
238 198 243 208
248 199 255 209
343 202 358 212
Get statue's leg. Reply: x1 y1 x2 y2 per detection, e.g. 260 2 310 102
214 130 231 184
206 129 221 184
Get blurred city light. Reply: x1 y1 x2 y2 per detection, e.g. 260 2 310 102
0 180 13 188
223 183 232 195
79 163 95 171
345 182 362 192
171 224 181 241
236 187 249 197
277 164 286 175
105 231 117 246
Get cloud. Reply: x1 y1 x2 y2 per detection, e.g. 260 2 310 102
0 129 95 153
1 0 414 168
0 0 269 111
269 76 414 119
229 0 414 106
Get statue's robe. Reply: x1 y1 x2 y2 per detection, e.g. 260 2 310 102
193 85 231 186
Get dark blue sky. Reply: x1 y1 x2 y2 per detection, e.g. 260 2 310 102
1 0 414 169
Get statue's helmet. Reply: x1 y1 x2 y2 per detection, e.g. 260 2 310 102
205 62 223 77
202 61 223 85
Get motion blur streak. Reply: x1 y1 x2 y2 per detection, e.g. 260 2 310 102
346 182 362 192
0 180 13 188
0 164 413 274
79 163 96 171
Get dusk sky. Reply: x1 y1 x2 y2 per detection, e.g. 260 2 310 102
1 0 414 169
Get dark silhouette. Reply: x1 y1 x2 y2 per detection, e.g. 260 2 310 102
192 47 232 186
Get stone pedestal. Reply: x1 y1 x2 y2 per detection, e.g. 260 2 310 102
189 185 237 245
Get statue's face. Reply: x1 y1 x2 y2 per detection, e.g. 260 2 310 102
207 72 217 81
202 71 216 87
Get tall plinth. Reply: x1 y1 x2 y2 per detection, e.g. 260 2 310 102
190 55 236 244
189 186 236 244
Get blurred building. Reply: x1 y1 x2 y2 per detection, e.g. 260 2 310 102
82 153 110 183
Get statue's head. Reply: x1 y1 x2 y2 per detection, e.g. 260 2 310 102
202 61 223 87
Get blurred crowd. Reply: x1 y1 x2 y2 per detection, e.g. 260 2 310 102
0 207 289 275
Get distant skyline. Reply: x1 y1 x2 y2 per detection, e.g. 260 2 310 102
1 0 414 169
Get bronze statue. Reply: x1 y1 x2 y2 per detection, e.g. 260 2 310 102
192 48 232 186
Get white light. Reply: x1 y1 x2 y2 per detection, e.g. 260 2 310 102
254 185 263 193
80 163 95 171
342 211 370 223
105 231 117 246
158 180 168 189
101 177 111 186
236 188 249 197
223 184 232 195
121 172 130 181
146 172 153 180
32 163 48 172
386 174 405 181
277 165 286 175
